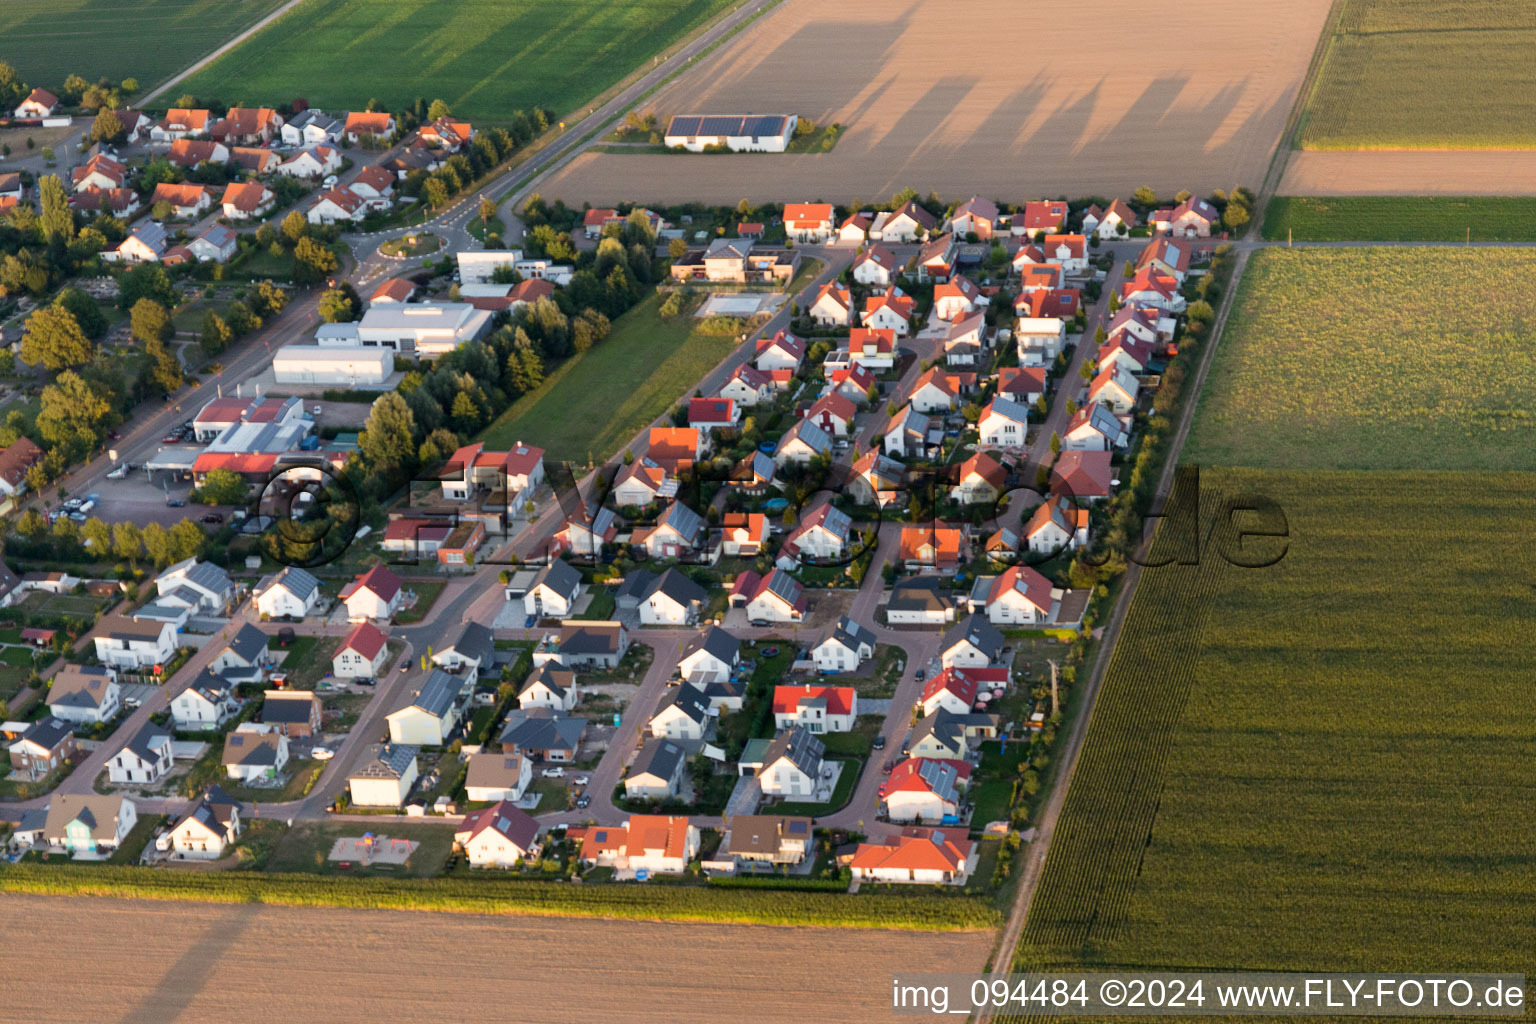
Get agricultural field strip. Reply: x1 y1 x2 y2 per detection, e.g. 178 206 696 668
1262 196 1536 241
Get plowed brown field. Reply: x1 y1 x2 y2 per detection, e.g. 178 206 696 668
540 0 1333 204
1281 150 1536 195
7 893 995 1023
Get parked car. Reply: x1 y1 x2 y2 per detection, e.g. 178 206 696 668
573 775 589 787
872 734 886 750
165 498 185 508
914 669 926 682
541 767 566 778
106 465 128 479
575 795 591 809
311 747 334 761
200 513 224 524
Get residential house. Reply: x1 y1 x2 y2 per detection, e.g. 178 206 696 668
222 724 289 782
155 558 233 614
517 664 578 711
774 418 832 468
105 222 167 264
887 576 956 625
1159 196 1219 237
280 109 343 146
187 223 237 263
348 743 419 807
15 87 58 118
782 202 835 243
632 501 708 561
974 565 1057 625
862 286 914 335
339 565 402 622
852 244 900 287
933 276 982 321
525 559 583 619
44 795 138 858
830 364 878 404
371 277 417 303
942 313 987 366
168 789 242 859
463 753 531 804
1120 267 1186 313
71 187 140 216
1093 198 1138 238
919 665 1009 717
166 138 229 167
809 281 853 326
211 106 281 145
1015 200 1068 236
455 800 540 867
277 144 342 179
649 683 712 741
773 683 857 733
882 405 933 459
638 569 707 626
1015 287 1081 321
646 426 705 474
730 570 805 624
572 815 699 874
837 212 872 244
612 456 669 508
721 814 813 867
1051 450 1115 503
882 757 970 823
952 451 1008 505
849 827 972 884
879 199 937 242
343 111 396 144
727 456 776 504
253 567 324 619
1025 496 1090 555
847 450 905 507
71 153 127 193
93 617 177 670
8 718 77 779
996 366 1046 408
1017 263 1065 294
754 331 805 374
1041 233 1088 274
333 622 390 679
688 397 739 433
719 364 773 407
306 187 367 225
909 707 970 760
949 196 1001 239
1063 403 1131 451
150 182 212 218
260 689 322 738
677 627 740 687
439 441 545 501
1010 242 1046 274
840 327 897 371
0 437 44 498
386 670 463 746
757 726 825 798
1098 334 1155 376
498 709 587 762
230 146 279 174
940 615 1006 668
107 723 174 784
1137 236 1191 282
220 181 275 220
431 622 494 677
416 115 474 149
1088 363 1140 413
1015 317 1067 367
978 396 1031 448
899 525 966 571
152 108 211 141
169 670 239 731
625 738 687 800
552 621 628 669
46 665 120 725
909 367 962 413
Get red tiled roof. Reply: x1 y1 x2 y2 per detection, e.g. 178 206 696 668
371 278 415 302
338 621 388 660
342 564 401 603
783 202 834 225
850 827 971 872
772 683 855 717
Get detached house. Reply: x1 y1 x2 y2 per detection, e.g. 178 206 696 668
518 664 579 711
940 615 1006 668
809 281 853 327
772 683 857 734
15 87 59 118
803 391 858 438
525 559 582 619
952 451 1008 505
943 313 987 367
1025 496 1089 555
9 718 77 779
1158 196 1219 237
93 617 177 671
455 800 540 867
638 569 707 626
349 743 419 807
220 181 275 220
260 690 323 738
933 276 982 322
878 199 937 243
343 111 396 144
1093 198 1138 238
152 108 212 141
840 327 897 371
1015 200 1068 236
899 525 966 571
169 789 242 859
1063 402 1131 451
333 622 390 679
847 450 905 507
719 364 773 408
649 682 712 741
46 666 120 725
973 565 1057 625
625 738 687 801
909 368 962 414
881 757 970 823
339 565 403 622
782 202 835 243
170 670 239 731
254 567 324 619
978 396 1031 448
386 670 464 746
919 665 1009 717
44 795 138 859
758 726 826 798
108 724 174 784
730 569 805 624
852 244 900 287
155 558 233 615
781 503 854 564
883 405 933 459
463 755 531 805
862 286 915 335
572 815 698 874
632 501 709 561
754 331 805 374
277 145 342 179
810 616 876 673
850 827 972 884
677 627 741 687
71 153 127 193
222 725 290 782
1088 363 1140 413
948 196 1001 239
1051 450 1116 503
646 426 705 474
432 622 494 677
774 418 832 468
916 233 958 282
150 182 212 218
996 367 1046 408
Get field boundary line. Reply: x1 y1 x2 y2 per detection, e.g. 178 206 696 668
141 0 312 104
1254 0 1350 223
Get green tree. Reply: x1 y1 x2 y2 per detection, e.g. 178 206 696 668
200 310 233 354
38 175 73 243
225 301 260 337
318 283 360 323
141 522 171 566
293 237 337 284
144 335 183 395
1132 186 1158 207
82 516 111 553
16 508 47 541
450 390 481 433
90 108 125 144
280 209 308 244
668 237 688 261
199 467 248 505
427 98 452 121
423 176 449 210
119 262 175 309
478 195 496 225
1221 201 1250 233
130 298 172 345
360 392 418 469
112 521 143 561
20 305 93 370
1049 431 1062 455
54 287 109 338
168 519 207 562
121 77 139 94
251 280 289 319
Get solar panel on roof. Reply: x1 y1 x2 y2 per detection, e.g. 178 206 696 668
668 116 702 136
787 820 808 834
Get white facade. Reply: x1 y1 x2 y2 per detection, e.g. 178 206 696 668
273 345 392 386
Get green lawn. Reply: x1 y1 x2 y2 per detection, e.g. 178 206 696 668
1298 0 1536 149
396 579 445 624
1185 248 1536 471
0 0 292 90
268 635 322 682
772 756 862 817
1018 469 1536 978
968 779 1013 829
577 589 616 621
178 0 737 123
1263 196 1536 242
480 290 740 463
263 820 455 877
220 759 323 803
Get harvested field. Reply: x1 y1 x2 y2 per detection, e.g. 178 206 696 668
1281 150 1536 196
1 893 993 1024
540 0 1333 204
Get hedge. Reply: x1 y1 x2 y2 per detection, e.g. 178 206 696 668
0 865 1001 931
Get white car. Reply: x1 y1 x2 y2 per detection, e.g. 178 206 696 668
311 747 335 761
572 775 590 787
540 767 566 778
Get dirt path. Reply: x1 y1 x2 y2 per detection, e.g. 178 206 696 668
1 893 993 1024
1281 150 1536 195
541 0 1333 204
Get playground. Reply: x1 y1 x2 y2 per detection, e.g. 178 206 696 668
327 833 419 868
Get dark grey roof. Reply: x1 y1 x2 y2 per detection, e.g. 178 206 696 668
646 568 707 609
652 682 710 726
888 575 949 613
352 743 418 780
911 707 964 752
657 502 705 543
702 679 746 703
941 614 1005 662
19 715 73 751
265 566 320 601
499 710 587 753
631 738 686 781
443 621 494 666
666 114 791 138
681 626 739 666
174 800 224 837
760 725 824 778
221 623 269 666
615 570 657 603
558 623 623 657
123 722 171 764
400 669 459 719
531 558 582 599
172 560 232 595
187 667 235 702
823 615 876 653
518 663 574 701
261 691 317 725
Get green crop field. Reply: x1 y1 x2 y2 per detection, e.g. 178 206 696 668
1264 196 1536 242
479 291 739 464
1184 248 1536 471
178 0 736 123
0 0 292 91
1012 470 1536 993
1298 0 1536 149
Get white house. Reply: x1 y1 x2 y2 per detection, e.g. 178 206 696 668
808 282 853 327
93 616 177 670
333 622 390 679
852 244 900 287
881 757 969 823
756 727 825 797
909 369 961 414
1063 403 1131 451
154 557 233 614
340 565 403 623
774 418 832 468
810 617 876 674
206 624 268 680
463 752 531 803
46 666 120 725
664 113 796 152
168 791 241 860
44 795 137 859
107 724 174 784
574 815 698 874
783 203 835 243
625 739 687 801
276 144 342 179
170 670 239 731
221 724 290 782
974 565 1056 625
648 683 712 741
455 800 540 867
677 627 740 686
349 744 419 807
1025 497 1089 555
772 685 857 734
431 622 494 677
525 559 582 619
1015 317 1067 367
639 569 707 627
731 570 805 623
939 615 1006 668
978 396 1031 448
849 828 972 884
306 187 367 225
1088 363 1140 413
518 664 579 711
281 109 343 146
780 503 853 564
253 567 324 620
386 670 463 746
